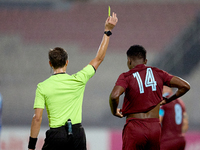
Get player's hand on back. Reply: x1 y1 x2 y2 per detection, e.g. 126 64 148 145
105 12 118 31
160 97 167 105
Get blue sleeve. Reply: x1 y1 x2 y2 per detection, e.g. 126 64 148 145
159 109 165 117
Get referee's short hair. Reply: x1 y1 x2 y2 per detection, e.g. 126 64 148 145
126 45 146 61
49 47 68 69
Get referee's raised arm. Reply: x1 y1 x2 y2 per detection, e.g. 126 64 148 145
89 12 118 70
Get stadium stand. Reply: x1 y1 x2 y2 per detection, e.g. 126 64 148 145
1 2 200 128
0 3 200 52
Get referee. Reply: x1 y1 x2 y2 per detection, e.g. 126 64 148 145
28 12 118 150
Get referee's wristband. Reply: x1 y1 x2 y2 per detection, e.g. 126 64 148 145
28 136 38 149
104 31 112 36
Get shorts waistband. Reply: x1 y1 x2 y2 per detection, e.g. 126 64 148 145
126 117 159 123
50 123 82 130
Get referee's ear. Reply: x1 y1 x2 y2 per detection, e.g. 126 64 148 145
49 61 53 67
65 60 69 66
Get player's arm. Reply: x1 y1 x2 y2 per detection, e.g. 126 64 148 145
28 108 43 150
89 12 118 70
109 85 124 118
160 76 190 105
159 115 163 123
182 112 189 134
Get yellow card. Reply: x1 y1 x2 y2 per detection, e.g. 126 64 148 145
108 6 111 17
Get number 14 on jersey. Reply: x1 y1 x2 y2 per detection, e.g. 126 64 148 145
133 68 157 94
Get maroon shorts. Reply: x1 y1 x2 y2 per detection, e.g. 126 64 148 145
122 118 161 150
160 136 186 150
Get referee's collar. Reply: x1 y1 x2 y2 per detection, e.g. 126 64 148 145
52 72 66 75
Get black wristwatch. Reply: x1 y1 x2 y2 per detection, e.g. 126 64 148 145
104 31 112 36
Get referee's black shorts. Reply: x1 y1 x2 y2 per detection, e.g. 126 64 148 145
42 123 87 150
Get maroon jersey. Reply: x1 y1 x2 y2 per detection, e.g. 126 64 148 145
160 98 186 140
115 64 173 116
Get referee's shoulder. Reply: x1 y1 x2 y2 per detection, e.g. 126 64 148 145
37 77 51 85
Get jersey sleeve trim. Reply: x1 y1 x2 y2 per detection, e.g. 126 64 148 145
91 65 96 72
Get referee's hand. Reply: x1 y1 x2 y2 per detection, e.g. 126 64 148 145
105 12 118 31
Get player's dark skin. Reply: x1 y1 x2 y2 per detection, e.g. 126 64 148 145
109 57 190 119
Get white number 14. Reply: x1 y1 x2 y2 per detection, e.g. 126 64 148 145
133 68 157 94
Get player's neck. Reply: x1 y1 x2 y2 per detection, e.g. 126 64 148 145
130 59 147 69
